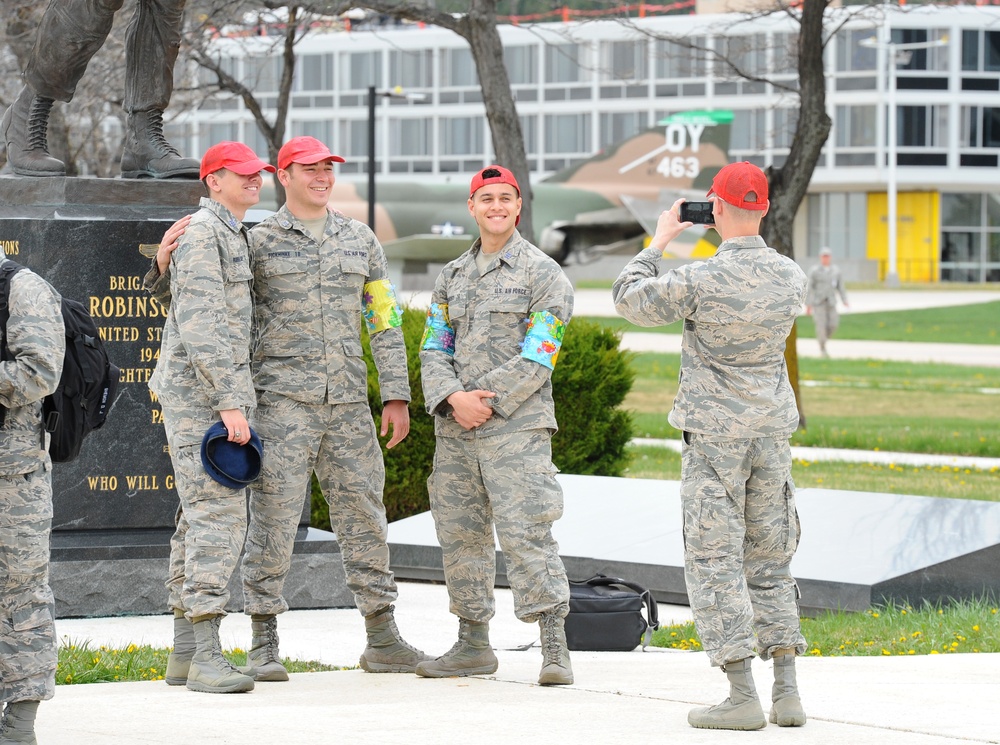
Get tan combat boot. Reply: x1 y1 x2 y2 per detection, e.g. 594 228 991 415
688 657 767 730
242 614 289 682
0 87 64 177
538 613 573 685
186 615 255 693
770 648 807 726
359 606 430 673
415 618 498 678
164 610 195 686
0 700 39 745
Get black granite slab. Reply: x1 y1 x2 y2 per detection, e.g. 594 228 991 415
387 475 1000 614
0 177 348 617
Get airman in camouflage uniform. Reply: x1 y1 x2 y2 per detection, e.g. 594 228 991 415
150 141 274 695
0 253 64 745
148 136 427 681
417 166 575 687
613 162 809 731
806 247 849 357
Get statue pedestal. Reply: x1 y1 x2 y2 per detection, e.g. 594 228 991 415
0 177 353 617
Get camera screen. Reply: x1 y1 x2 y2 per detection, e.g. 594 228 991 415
680 201 715 226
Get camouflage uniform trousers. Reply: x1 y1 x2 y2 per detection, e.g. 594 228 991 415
0 469 56 703
241 395 397 617
162 403 250 620
428 428 569 624
813 300 839 349
681 432 807 667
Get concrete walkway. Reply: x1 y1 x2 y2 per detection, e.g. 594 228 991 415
42 581 999 744
633 437 1000 471
621 331 1000 367
400 288 1000 367
35 286 998 743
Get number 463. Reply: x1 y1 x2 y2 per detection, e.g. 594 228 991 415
657 156 699 179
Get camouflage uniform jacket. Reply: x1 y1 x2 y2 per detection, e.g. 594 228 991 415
613 236 807 438
249 205 409 405
0 259 65 476
420 231 574 439
807 263 848 306
148 198 255 417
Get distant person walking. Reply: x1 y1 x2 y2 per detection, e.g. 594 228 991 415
613 162 809 731
806 247 848 357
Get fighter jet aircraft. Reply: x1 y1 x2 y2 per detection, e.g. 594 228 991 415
266 110 733 268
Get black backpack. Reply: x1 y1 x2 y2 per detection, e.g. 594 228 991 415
565 575 661 651
0 261 121 462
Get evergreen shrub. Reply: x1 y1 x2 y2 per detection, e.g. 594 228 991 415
311 308 634 528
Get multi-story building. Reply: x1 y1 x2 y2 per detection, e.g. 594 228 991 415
173 3 1000 283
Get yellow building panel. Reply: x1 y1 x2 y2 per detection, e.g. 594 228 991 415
867 192 940 283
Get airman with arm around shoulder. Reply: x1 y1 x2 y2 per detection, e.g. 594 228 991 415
150 141 274 696
146 136 428 684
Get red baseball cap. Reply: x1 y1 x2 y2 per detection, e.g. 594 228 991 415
470 165 520 197
707 161 769 210
278 136 346 170
200 141 275 180
470 165 521 226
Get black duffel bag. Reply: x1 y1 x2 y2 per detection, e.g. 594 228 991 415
565 575 660 652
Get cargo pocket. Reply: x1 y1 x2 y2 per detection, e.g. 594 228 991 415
682 488 740 561
783 479 801 555
522 455 563 524
0 518 50 583
3 594 58 682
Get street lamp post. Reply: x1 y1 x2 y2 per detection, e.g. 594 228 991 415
367 85 427 234
367 86 378 230
861 30 947 287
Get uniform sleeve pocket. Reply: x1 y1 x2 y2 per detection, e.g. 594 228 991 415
486 295 531 314
259 338 322 358
340 256 369 276
223 259 254 283
260 256 307 278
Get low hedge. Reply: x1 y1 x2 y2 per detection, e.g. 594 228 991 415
311 308 634 527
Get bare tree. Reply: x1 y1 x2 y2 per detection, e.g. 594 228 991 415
763 0 834 425
182 3 314 205
601 0 854 425
280 0 537 241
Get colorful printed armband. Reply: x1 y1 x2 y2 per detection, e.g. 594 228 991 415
420 302 455 355
363 279 403 333
521 310 566 370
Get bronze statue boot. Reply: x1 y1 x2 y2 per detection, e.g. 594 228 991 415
120 110 200 179
0 86 66 177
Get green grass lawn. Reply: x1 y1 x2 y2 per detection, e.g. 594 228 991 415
578 299 1000 345
621 348 1000 499
625 445 1000 501
653 599 1000 655
624 353 1000 459
56 640 340 685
